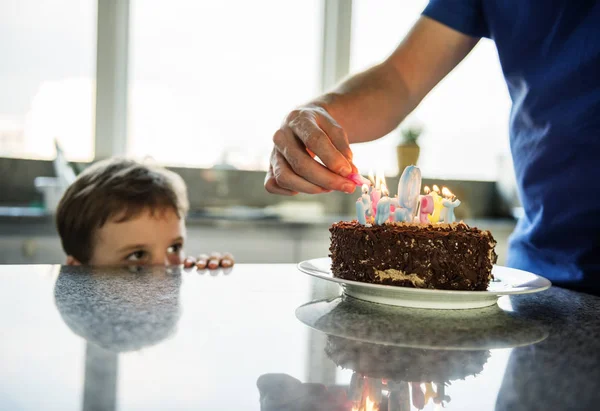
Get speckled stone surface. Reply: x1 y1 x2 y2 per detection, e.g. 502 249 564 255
53 266 183 352
1 264 599 410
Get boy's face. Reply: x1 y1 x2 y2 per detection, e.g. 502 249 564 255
68 207 186 266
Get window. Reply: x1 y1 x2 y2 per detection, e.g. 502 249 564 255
2 0 511 182
350 0 511 181
0 0 96 161
128 0 323 170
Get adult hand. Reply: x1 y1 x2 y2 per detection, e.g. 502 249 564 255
265 105 358 196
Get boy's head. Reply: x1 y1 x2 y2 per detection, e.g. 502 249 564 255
56 158 189 266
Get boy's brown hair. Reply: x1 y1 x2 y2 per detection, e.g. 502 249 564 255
56 158 189 264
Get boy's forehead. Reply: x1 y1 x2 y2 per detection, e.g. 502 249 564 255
95 207 185 245
108 205 180 224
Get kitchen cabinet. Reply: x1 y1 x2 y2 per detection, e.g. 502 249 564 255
0 235 64 264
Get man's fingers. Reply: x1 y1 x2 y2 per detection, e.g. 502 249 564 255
271 150 329 194
318 115 354 163
266 106 359 196
270 133 329 194
264 162 297 196
277 128 356 193
287 111 352 177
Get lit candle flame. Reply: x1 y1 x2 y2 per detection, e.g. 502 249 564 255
350 375 382 411
375 169 386 191
424 186 431 194
365 395 377 411
368 170 376 186
432 184 441 194
381 184 389 197
442 187 456 200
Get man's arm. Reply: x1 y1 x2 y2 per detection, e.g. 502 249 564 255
265 16 479 195
319 16 480 143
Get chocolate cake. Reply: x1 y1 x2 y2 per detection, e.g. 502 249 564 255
329 221 497 291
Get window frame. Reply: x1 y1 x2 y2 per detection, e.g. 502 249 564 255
94 0 130 159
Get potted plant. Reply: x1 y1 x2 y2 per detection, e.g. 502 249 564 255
396 124 423 173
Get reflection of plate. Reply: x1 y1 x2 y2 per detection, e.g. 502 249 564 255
297 257 551 309
295 295 549 350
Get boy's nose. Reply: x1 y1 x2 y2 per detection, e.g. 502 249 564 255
155 253 182 266
149 253 170 266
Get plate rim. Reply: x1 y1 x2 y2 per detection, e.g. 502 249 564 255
298 257 552 297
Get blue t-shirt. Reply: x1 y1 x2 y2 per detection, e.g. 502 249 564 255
423 0 600 293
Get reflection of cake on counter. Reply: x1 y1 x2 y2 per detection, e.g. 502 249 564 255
326 335 490 410
326 336 490 383
294 294 549 411
331 166 497 291
348 374 451 411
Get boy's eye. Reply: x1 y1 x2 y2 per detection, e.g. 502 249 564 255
167 243 183 254
126 250 148 262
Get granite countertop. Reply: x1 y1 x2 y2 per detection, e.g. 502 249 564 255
1 264 599 410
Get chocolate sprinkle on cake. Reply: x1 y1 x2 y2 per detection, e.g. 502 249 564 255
329 221 497 291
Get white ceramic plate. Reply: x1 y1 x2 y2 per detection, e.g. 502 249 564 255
297 258 551 309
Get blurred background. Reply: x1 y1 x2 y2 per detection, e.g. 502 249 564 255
0 0 520 264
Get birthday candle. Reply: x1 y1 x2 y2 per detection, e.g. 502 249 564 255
371 188 381 216
355 184 372 224
397 165 422 220
375 185 391 225
427 185 444 224
370 171 383 216
356 199 367 224
418 194 434 223
397 165 422 210
347 173 372 187
440 187 461 223
424 383 437 406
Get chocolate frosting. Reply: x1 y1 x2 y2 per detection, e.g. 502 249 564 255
329 221 497 291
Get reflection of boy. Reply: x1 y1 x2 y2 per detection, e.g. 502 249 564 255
56 158 233 268
54 267 182 352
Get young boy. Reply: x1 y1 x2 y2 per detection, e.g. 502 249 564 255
56 157 233 269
